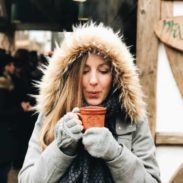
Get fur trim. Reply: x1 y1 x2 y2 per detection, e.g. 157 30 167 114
35 22 146 122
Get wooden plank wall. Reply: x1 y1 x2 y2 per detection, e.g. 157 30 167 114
156 0 183 146
137 0 183 145
136 0 160 138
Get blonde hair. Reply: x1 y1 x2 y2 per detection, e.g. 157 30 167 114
40 55 87 149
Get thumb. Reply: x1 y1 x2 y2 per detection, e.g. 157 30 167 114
72 107 80 113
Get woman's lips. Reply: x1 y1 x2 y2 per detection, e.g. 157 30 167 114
86 91 100 98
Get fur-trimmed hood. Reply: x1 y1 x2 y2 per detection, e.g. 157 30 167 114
35 22 146 122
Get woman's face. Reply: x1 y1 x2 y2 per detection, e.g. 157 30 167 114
82 54 112 106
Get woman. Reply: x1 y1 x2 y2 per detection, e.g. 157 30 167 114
18 23 161 183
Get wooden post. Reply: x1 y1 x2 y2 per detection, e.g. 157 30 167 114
156 132 183 145
136 0 160 138
169 163 183 183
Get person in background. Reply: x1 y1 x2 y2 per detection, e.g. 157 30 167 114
12 49 37 169
0 52 31 183
18 22 161 183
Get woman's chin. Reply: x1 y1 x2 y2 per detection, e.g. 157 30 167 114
85 99 103 106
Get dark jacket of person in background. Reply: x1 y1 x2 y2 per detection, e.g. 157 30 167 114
0 52 21 182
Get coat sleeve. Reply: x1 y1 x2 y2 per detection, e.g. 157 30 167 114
106 119 161 183
18 114 76 183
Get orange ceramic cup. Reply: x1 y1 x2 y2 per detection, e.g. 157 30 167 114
77 106 107 130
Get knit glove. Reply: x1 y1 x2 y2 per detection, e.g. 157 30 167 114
55 107 83 156
82 127 122 161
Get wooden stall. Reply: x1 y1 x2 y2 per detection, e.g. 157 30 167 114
137 0 183 146
137 0 183 182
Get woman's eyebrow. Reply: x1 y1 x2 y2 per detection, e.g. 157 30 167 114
84 63 110 67
98 63 110 67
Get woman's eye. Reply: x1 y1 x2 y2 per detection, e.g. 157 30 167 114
83 69 89 74
100 70 109 74
99 68 111 74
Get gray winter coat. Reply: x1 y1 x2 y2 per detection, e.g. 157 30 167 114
18 114 161 183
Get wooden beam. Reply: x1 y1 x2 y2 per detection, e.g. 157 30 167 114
136 0 160 138
156 132 183 145
160 0 173 19
169 163 183 183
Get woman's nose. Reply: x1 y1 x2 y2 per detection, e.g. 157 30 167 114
89 72 98 85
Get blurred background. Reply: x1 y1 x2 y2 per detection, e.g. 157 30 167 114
0 0 137 54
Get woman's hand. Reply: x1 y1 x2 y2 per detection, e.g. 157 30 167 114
55 108 83 156
82 127 122 161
